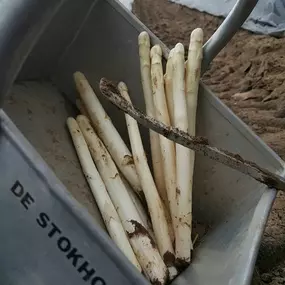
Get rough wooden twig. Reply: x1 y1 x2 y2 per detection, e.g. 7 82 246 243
99 78 285 191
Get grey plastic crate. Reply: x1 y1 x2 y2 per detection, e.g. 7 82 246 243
0 0 284 284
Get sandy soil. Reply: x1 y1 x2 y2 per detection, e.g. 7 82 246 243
133 0 285 284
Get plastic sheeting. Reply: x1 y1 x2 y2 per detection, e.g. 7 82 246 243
171 0 285 36
119 0 133 10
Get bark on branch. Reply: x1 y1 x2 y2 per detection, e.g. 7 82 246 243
99 78 285 191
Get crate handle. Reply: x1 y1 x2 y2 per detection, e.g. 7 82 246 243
202 0 258 74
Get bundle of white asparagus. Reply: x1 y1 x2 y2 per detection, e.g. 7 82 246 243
67 28 203 285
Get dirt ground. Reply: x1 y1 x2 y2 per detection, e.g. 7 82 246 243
132 0 285 284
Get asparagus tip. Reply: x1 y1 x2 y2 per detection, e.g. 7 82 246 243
73 70 85 81
66 117 75 125
174 43 184 54
138 31 150 46
190 28 204 41
150 45 162 58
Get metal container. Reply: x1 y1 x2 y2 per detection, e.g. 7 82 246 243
0 0 284 284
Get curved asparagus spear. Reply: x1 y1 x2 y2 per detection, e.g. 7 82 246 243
138 32 168 211
118 82 178 279
66 117 141 272
150 45 177 245
138 32 173 244
77 115 168 284
73 72 144 200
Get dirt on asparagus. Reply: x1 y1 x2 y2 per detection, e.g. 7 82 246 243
132 0 285 284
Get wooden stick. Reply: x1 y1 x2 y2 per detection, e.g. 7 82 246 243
99 78 285 191
77 115 168 284
66 117 141 272
73 72 144 200
118 82 177 278
138 32 168 217
172 43 192 266
150 45 177 245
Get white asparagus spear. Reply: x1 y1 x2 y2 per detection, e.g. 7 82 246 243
150 45 177 243
138 32 174 244
118 82 178 278
138 32 167 213
75 98 89 117
164 48 175 126
186 28 203 136
77 115 168 284
172 43 192 265
73 72 144 200
120 174 155 239
184 28 204 264
66 117 141 272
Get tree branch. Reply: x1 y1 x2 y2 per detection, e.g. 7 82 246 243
99 78 285 191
